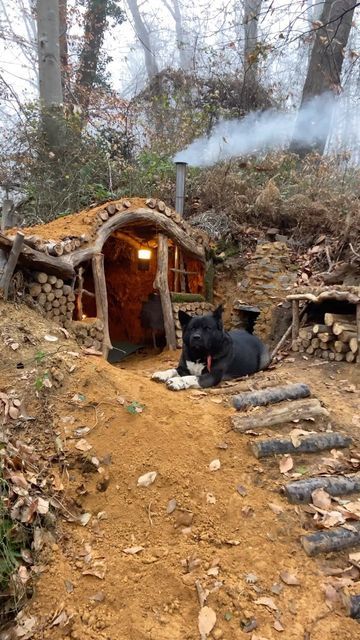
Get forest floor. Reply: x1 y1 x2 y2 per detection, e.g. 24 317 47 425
1 300 360 640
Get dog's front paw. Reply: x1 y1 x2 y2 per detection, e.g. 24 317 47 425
166 375 200 391
151 368 177 383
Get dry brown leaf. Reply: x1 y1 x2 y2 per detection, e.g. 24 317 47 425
82 562 106 579
321 510 345 528
274 620 285 632
312 488 332 510
289 428 313 448
279 455 293 474
198 606 216 636
123 546 144 555
268 502 284 515
75 438 92 452
166 498 177 514
89 591 106 602
280 570 300 586
349 551 360 565
343 501 360 518
254 597 278 611
36 497 49 515
9 406 20 420
50 610 68 627
79 512 92 526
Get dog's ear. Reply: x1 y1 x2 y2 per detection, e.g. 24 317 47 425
178 310 192 329
213 304 224 327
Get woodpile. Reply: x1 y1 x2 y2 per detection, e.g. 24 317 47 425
72 319 104 351
172 301 214 348
292 312 359 363
25 271 75 327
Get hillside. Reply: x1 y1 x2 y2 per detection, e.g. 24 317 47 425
0 300 360 639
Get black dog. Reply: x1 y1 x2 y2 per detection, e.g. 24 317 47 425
152 305 270 390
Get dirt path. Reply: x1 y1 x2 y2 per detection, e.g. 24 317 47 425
26 352 360 640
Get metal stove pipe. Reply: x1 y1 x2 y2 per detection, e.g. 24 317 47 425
175 161 187 216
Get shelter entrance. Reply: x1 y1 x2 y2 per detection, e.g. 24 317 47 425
78 225 205 361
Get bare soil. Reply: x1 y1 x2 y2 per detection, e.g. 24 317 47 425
1 301 360 640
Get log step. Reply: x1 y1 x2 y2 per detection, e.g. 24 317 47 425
232 383 311 411
231 398 329 433
251 432 352 459
283 473 360 504
301 522 360 557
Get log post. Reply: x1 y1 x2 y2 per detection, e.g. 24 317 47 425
92 254 112 359
76 266 84 320
154 234 177 350
0 232 25 300
291 299 300 345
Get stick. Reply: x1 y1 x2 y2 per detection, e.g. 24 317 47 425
301 522 360 557
251 432 352 459
231 398 328 433
292 299 300 343
232 383 311 411
207 375 284 396
283 474 360 504
195 580 207 608
0 231 25 300
271 305 307 358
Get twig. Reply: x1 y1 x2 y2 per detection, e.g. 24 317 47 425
147 501 154 527
325 246 333 272
349 243 360 260
195 579 207 608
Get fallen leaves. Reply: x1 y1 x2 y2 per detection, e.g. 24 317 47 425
279 455 293 474
123 546 144 555
268 502 284 515
198 606 216 637
137 471 157 487
75 438 92 452
254 597 278 612
166 498 177 514
280 570 300 586
311 488 332 510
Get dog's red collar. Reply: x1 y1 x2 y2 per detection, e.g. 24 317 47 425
207 355 212 372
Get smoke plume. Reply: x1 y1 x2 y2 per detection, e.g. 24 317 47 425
173 93 339 167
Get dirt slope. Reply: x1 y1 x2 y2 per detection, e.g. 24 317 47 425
0 301 360 640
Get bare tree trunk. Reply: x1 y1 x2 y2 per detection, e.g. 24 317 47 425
243 0 262 83
127 0 159 81
290 0 357 157
75 0 109 115
37 0 64 149
59 0 69 96
162 0 193 71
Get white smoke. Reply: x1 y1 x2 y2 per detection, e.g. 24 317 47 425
173 93 341 167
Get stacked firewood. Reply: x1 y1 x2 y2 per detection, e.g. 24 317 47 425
25 272 75 327
72 319 104 351
24 235 89 256
172 301 214 348
292 313 358 363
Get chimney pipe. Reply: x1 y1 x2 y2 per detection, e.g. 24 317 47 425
175 162 187 217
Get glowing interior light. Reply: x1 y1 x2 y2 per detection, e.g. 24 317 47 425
82 314 87 320
138 248 151 260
